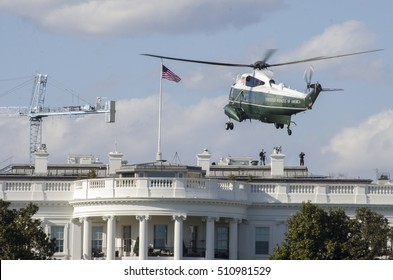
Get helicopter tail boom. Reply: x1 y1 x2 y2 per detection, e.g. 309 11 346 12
306 83 323 109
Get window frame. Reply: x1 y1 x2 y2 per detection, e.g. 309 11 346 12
123 225 132 253
51 225 65 253
154 224 168 250
254 226 270 255
91 226 104 256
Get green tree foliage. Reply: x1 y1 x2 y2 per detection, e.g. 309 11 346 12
346 208 393 259
0 199 57 259
270 202 393 260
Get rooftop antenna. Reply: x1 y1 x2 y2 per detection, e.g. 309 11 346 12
172 152 182 165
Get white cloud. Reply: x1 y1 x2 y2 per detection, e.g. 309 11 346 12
292 20 376 57
0 93 299 167
278 21 376 60
5 93 392 179
322 110 393 174
0 95 239 165
0 0 285 37
276 21 386 81
0 117 29 162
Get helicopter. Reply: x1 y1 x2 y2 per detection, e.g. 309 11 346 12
142 49 383 135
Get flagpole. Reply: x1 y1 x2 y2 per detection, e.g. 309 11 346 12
156 59 163 161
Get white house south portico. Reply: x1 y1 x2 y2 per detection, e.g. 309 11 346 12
1 147 393 260
70 192 248 260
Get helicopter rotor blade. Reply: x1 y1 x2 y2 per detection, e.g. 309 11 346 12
263 49 278 62
252 49 278 70
142 49 383 70
141 54 252 68
268 49 384 68
321 87 344 92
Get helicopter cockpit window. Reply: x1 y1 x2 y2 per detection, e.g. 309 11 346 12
245 76 265 87
229 87 235 99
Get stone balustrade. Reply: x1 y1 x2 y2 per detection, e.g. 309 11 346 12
1 177 393 206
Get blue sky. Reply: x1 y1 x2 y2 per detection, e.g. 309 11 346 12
0 0 392 180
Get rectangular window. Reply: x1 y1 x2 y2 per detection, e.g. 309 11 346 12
215 226 229 258
154 225 167 249
255 227 269 255
189 226 198 253
216 226 229 250
51 226 64 253
92 226 103 256
123 225 132 253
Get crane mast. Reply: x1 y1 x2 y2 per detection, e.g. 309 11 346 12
0 73 116 162
29 74 47 162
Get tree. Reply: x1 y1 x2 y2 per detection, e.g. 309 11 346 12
347 208 393 259
0 199 57 259
270 202 393 260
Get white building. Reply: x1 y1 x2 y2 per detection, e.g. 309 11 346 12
1 147 392 260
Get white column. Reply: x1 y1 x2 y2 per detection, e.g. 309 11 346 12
205 217 218 260
136 215 150 260
70 219 82 260
173 215 186 260
104 216 116 260
64 223 70 258
229 219 239 260
43 219 49 235
81 217 92 260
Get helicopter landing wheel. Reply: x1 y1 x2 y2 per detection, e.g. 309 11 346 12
287 121 296 136
225 122 234 130
275 123 284 129
287 124 292 135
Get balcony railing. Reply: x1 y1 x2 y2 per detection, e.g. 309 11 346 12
1 177 393 205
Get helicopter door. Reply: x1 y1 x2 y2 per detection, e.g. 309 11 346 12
242 91 250 103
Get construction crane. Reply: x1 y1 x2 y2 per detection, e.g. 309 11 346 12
0 73 116 162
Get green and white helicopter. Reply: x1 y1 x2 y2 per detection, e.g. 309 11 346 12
143 49 382 135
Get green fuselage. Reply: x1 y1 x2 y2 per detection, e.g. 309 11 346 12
224 82 321 126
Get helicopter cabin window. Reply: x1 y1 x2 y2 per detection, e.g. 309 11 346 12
245 76 265 87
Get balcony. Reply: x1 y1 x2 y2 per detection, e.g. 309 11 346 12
1 177 393 205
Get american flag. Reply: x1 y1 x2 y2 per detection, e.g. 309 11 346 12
162 65 181 83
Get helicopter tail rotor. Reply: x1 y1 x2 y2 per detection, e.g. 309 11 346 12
303 66 314 92
303 65 343 92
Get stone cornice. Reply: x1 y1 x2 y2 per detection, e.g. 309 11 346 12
70 197 250 208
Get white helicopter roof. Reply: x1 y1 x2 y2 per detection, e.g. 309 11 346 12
236 69 305 98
